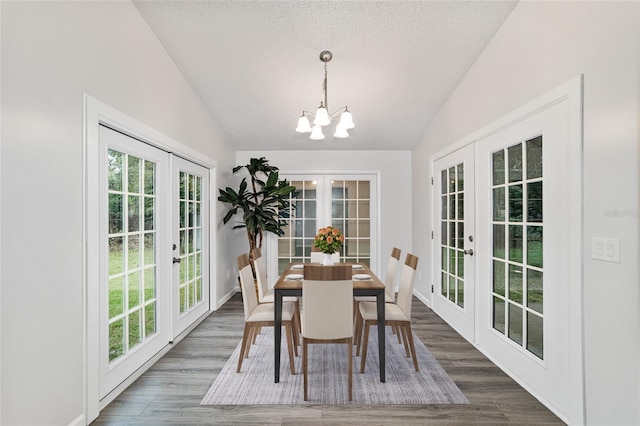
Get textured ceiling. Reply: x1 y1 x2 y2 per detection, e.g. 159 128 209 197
134 1 517 151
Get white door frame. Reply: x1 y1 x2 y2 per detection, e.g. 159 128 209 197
83 94 218 423
428 76 584 424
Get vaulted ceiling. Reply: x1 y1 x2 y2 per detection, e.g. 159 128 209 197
134 1 517 151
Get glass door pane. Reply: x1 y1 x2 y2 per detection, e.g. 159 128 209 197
107 149 158 362
439 163 465 308
491 135 544 360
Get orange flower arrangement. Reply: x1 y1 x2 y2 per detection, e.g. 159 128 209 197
313 226 344 254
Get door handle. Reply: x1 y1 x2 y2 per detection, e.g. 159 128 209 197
172 257 181 264
464 249 474 256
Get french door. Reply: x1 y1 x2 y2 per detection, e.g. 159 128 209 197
99 125 171 398
476 100 573 419
432 145 475 342
272 174 378 277
97 125 210 400
172 157 210 336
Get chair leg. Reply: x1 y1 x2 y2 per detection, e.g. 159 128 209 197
285 323 296 375
399 324 411 357
354 310 363 354
360 321 372 373
303 338 308 401
347 338 353 401
394 324 403 343
237 324 252 373
403 323 419 372
293 301 301 345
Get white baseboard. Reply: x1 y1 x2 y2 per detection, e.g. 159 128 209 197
68 414 85 426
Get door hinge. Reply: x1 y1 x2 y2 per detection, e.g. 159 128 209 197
431 230 434 239
431 284 434 293
431 177 434 185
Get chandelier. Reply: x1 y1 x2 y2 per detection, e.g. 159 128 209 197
295 50 355 140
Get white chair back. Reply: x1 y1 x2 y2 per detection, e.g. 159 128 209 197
395 253 419 319
383 247 401 298
253 251 269 300
237 253 258 322
302 264 353 340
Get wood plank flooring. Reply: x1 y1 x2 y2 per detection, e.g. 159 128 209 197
92 294 564 425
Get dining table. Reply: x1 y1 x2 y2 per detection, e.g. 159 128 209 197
273 262 387 383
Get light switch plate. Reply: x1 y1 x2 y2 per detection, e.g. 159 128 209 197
591 237 620 263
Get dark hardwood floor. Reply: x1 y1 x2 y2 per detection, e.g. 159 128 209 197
92 294 564 425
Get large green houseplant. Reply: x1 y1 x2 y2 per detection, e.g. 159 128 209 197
218 157 296 259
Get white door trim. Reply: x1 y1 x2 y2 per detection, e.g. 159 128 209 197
83 94 219 423
427 76 584 424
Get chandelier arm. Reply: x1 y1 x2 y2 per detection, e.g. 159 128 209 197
323 61 329 112
327 106 349 119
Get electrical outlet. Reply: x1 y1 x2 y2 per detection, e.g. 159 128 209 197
591 237 620 263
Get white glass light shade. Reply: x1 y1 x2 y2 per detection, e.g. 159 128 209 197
339 110 355 129
309 125 325 140
296 115 312 133
313 106 331 126
333 122 349 138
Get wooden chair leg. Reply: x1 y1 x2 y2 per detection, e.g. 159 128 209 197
303 338 308 401
347 338 353 401
237 324 252 373
394 324 403 343
399 324 411 357
354 310 363 354
403 323 419 372
285 323 296 375
360 321 372 373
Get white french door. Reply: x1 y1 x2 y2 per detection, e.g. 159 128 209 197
171 157 210 336
432 145 475 342
98 125 171 399
271 174 378 278
476 100 573 420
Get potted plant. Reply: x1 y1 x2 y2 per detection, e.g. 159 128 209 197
218 157 296 260
313 226 344 265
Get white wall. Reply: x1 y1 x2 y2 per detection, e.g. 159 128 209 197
234 151 413 279
1 2 234 424
412 2 639 425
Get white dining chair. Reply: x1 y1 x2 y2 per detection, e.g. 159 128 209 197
302 264 354 401
356 253 420 373
252 247 301 339
353 247 401 324
236 253 298 374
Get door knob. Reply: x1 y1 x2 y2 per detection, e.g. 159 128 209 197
172 257 181 264
464 249 474 256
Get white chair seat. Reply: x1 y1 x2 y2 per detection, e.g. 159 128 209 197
247 300 295 323
359 300 408 322
259 289 298 304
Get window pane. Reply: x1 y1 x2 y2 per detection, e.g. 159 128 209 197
144 160 155 195
508 144 523 183
128 195 140 232
109 319 125 362
441 272 447 297
527 312 543 359
509 184 523 222
441 196 447 219
457 279 464 308
128 156 141 193
128 271 141 309
109 194 123 234
128 235 140 269
492 151 505 185
493 297 505 333
109 237 124 275
508 303 523 345
108 150 123 191
441 169 447 194
493 224 505 259
448 167 455 192
457 193 464 220
457 163 464 191
508 225 523 263
526 136 543 179
109 276 124 318
144 267 155 301
358 181 370 198
527 181 543 222
508 264 523 304
493 260 505 296
527 268 543 314
493 187 505 221
527 226 543 268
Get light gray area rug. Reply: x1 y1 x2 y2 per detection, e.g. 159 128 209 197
201 327 469 405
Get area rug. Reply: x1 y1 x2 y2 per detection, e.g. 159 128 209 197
201 327 468 405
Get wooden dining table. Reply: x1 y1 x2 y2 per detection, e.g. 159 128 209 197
273 262 387 383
